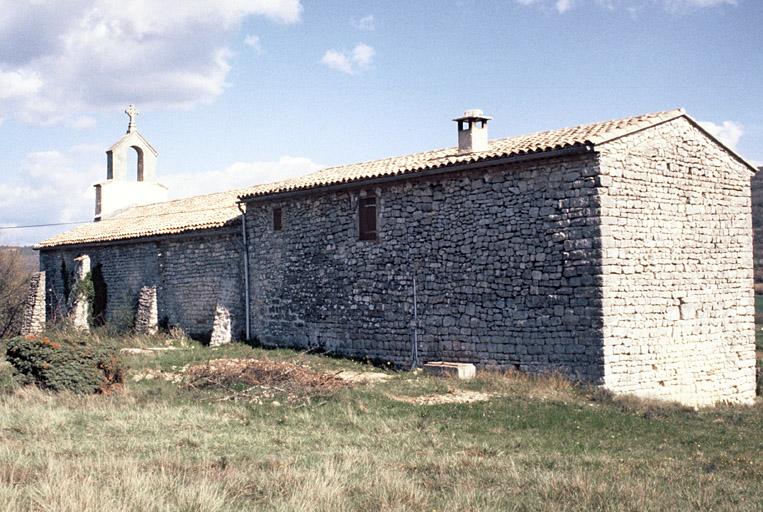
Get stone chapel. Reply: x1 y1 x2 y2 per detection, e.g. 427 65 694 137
34 106 758 406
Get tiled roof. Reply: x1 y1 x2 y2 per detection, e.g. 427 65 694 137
238 108 686 199
37 189 244 248
39 108 699 248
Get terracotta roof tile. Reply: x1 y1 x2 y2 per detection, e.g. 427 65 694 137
38 109 689 248
37 189 244 248
238 108 686 199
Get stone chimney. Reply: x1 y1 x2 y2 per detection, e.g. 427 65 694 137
453 109 492 154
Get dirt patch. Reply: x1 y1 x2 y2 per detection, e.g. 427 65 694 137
334 370 393 385
390 389 492 405
184 358 348 404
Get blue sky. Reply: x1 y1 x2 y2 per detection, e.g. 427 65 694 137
0 0 761 244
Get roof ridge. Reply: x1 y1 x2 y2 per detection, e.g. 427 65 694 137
281 108 685 175
237 108 688 200
40 108 726 249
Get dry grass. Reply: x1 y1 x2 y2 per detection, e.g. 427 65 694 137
184 357 348 404
0 343 761 511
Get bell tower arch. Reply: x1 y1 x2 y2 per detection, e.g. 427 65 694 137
94 105 167 221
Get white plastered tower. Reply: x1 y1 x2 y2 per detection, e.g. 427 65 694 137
94 105 168 221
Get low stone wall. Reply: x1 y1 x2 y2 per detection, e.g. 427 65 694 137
40 229 244 340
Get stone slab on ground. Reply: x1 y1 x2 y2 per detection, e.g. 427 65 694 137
423 361 476 380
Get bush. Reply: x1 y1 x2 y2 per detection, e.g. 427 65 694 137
5 334 124 394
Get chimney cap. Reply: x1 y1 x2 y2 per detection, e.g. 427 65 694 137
453 109 492 122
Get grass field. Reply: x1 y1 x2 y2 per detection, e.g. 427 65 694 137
0 337 761 512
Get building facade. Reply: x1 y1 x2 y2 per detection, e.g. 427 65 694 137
38 108 758 406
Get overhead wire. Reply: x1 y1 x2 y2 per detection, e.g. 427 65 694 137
0 203 241 231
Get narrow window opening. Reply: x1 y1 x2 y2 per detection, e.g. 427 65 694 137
95 185 102 218
130 146 145 181
273 207 282 231
359 196 377 241
106 153 114 180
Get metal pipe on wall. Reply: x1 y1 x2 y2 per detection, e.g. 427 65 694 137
237 201 251 341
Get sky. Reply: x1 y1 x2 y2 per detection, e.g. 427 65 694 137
0 0 761 245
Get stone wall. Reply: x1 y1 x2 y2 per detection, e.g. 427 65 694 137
245 153 606 380
39 230 244 340
597 117 756 406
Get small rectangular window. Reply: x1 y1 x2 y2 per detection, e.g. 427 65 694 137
359 196 377 241
273 207 282 231
94 185 102 216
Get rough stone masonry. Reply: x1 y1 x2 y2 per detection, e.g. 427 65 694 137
135 286 158 335
244 115 755 407
597 118 755 405
40 232 244 340
36 108 756 407
69 255 91 332
20 272 46 336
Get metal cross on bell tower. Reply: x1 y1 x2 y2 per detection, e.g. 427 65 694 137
125 104 139 133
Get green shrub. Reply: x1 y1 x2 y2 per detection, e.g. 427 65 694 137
5 334 124 394
757 359 762 397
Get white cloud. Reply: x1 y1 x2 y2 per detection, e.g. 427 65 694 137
353 15 375 31
321 43 375 75
164 156 322 199
0 69 42 99
244 34 263 53
321 50 354 74
0 147 103 245
0 0 302 125
556 0 574 13
0 144 321 245
699 120 744 150
352 43 375 68
70 116 97 130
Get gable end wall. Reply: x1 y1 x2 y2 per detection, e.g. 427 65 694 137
598 117 756 406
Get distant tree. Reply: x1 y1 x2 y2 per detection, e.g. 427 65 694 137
0 248 31 338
